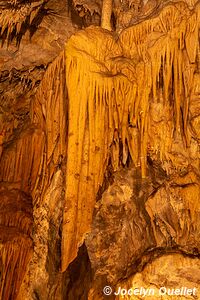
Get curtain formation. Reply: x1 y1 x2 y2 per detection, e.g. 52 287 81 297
61 2 200 271
0 1 200 298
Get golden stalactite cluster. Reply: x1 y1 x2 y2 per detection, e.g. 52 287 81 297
0 127 45 193
1 2 199 295
0 127 43 299
31 51 67 204
0 0 45 44
0 127 39 299
0 44 67 299
61 1 200 271
0 188 33 300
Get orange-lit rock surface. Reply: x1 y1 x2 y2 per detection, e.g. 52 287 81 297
0 0 200 299
114 254 200 300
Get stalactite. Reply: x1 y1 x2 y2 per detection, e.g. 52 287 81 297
60 2 200 271
31 51 67 203
10 1 197 273
101 0 113 30
61 30 119 269
0 49 67 299
119 1 200 168
0 189 33 300
0 238 33 300
0 3 199 299
0 127 45 193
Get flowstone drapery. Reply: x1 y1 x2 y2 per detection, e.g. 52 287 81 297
60 2 200 271
0 1 200 298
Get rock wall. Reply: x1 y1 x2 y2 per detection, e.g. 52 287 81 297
0 0 200 299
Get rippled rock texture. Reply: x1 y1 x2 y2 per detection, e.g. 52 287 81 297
0 0 200 299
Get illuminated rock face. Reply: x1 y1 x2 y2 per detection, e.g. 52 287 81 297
61 2 200 272
85 168 200 297
0 0 200 299
0 188 33 300
114 254 200 300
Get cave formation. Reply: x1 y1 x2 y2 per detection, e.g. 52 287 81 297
0 0 200 299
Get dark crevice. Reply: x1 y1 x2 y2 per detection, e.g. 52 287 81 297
29 5 49 39
96 160 114 202
62 244 93 300
68 0 84 29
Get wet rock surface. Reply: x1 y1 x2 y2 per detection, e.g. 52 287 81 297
0 0 200 299
86 168 200 297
